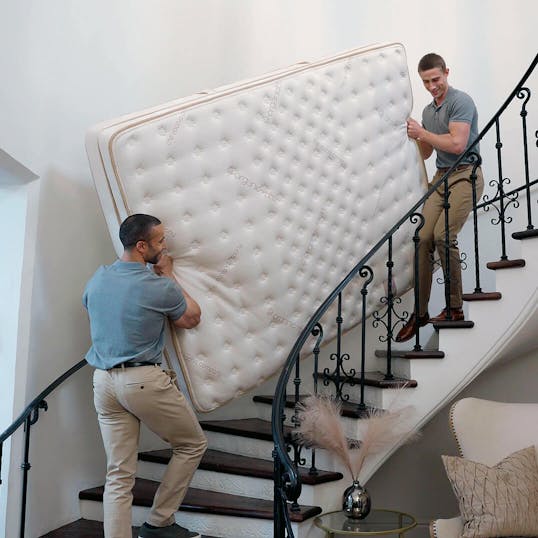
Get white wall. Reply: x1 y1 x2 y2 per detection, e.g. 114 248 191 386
0 1 537 535
0 152 40 538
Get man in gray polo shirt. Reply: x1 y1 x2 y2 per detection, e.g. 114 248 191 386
84 214 207 538
396 53 484 342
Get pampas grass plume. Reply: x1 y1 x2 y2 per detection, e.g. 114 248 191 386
296 392 416 481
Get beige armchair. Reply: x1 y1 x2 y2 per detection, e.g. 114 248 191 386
430 397 538 538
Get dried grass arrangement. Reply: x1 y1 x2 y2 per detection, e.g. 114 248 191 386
295 393 417 482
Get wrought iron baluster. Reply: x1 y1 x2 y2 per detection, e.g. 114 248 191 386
482 118 520 265
519 88 532 231
309 323 324 476
322 292 354 401
495 119 509 260
335 292 343 395
410 212 425 350
358 266 373 410
385 237 395 379
19 400 47 538
469 154 484 293
290 354 304 512
272 452 287 538
512 88 538 240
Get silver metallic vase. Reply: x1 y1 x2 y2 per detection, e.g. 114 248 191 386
342 480 371 519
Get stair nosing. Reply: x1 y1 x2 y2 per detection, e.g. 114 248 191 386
79 478 321 522
139 448 343 485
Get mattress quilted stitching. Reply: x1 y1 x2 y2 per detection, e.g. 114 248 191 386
88 43 426 412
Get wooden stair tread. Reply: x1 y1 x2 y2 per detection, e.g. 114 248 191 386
433 320 474 329
39 518 220 538
140 448 343 485
309 372 417 388
486 258 525 270
462 291 502 301
200 418 285 441
512 228 538 240
375 349 445 359
79 479 321 522
351 371 417 388
252 395 376 419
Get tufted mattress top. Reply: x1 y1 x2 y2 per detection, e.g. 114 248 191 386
86 42 426 412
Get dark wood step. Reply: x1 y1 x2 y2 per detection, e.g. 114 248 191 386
432 320 474 330
462 291 502 301
200 418 286 442
401 349 445 359
375 349 445 359
39 518 220 538
512 228 538 240
486 258 525 270
310 371 417 389
252 395 375 419
140 448 343 486
79 478 321 523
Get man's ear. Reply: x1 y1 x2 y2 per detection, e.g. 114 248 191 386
135 240 147 254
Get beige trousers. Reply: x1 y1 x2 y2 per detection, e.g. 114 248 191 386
93 365 207 538
417 166 484 316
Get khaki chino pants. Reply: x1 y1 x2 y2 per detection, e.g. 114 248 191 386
417 166 484 317
93 365 207 538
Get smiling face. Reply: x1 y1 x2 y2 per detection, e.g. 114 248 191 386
419 66 450 105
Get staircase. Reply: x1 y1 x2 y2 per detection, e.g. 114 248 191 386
42 409 341 537
42 229 538 536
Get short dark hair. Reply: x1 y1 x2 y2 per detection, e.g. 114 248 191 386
418 53 447 73
119 214 161 249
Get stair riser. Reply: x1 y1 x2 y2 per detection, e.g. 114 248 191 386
80 499 309 538
376 357 412 378
137 460 343 508
255 385 392 423
138 461 271 500
204 430 338 471
204 430 273 461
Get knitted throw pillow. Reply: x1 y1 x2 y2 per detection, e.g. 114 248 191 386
442 446 538 538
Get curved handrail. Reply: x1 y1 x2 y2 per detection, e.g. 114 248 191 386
0 358 87 537
0 359 88 445
272 51 538 510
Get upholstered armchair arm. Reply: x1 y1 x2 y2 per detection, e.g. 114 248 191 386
429 516 463 538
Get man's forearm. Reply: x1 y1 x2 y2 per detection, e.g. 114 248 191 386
416 130 466 155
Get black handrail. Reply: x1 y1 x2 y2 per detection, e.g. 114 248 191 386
272 52 538 537
0 358 87 538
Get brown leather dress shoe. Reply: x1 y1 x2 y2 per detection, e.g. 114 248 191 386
395 312 430 342
429 308 464 322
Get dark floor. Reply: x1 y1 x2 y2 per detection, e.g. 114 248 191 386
39 519 220 538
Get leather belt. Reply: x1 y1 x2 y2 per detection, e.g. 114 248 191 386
437 164 473 173
111 361 161 368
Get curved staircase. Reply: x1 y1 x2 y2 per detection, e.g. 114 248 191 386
42 228 538 537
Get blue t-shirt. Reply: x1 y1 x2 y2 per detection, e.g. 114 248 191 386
422 86 480 169
83 260 186 369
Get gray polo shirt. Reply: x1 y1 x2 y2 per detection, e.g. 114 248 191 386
422 86 480 169
83 260 186 370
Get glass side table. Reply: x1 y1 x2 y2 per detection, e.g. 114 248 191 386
314 508 417 537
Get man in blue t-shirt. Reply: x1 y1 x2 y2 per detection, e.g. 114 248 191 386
396 53 484 342
83 214 207 538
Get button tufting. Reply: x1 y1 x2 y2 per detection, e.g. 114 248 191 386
92 43 425 414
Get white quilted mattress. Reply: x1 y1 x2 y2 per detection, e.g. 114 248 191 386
86 42 426 412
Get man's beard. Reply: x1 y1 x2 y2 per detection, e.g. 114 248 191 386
146 253 160 265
